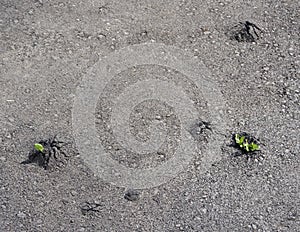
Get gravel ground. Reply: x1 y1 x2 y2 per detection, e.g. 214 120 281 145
0 0 299 231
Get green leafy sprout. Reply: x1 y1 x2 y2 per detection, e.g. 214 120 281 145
34 143 44 153
235 134 259 152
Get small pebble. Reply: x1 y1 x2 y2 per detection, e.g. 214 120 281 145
8 117 14 122
36 219 43 224
155 115 162 120
17 212 26 219
5 133 12 139
70 190 77 196
124 189 139 201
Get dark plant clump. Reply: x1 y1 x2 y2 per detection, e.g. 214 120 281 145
80 201 102 216
228 21 262 42
21 135 68 169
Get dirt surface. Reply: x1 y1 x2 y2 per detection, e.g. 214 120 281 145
0 0 299 231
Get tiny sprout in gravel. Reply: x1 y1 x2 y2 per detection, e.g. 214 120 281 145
34 143 44 153
235 134 259 152
232 132 260 155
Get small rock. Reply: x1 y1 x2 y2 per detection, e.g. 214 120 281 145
0 157 6 162
36 219 43 224
7 117 14 123
62 198 68 204
5 133 12 139
124 189 139 201
94 199 101 205
252 224 257 230
17 212 26 219
155 115 162 120
201 208 207 214
157 151 165 158
70 190 77 196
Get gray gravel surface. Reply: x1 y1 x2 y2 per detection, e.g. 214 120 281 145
0 0 299 231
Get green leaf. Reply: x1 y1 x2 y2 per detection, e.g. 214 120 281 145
235 134 245 146
249 142 259 151
235 134 240 144
240 136 245 144
244 139 250 152
34 143 44 152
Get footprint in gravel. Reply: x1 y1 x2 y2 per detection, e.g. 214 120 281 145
124 189 140 201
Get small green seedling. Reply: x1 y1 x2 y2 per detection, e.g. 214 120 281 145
34 143 44 153
235 134 245 148
249 142 259 152
234 133 260 153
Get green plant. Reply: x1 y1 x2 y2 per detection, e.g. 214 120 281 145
34 143 44 153
235 133 259 152
235 134 245 148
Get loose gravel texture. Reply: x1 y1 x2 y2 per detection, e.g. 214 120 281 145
0 0 299 231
